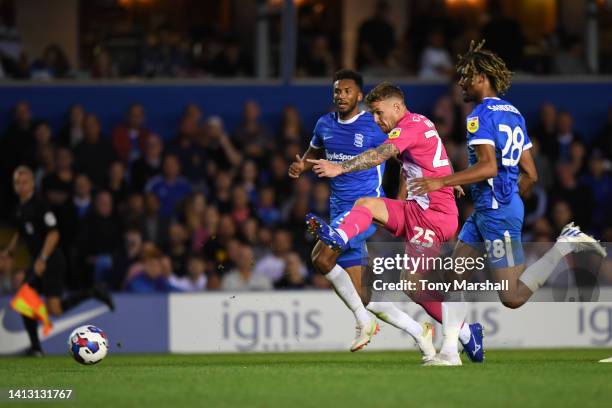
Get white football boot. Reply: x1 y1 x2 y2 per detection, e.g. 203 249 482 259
557 222 607 257
350 318 379 352
417 322 436 364
422 352 463 367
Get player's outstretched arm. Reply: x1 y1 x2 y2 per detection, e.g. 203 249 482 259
308 144 399 178
517 148 538 197
288 146 322 178
409 144 497 195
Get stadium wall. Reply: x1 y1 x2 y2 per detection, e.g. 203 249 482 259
1 291 612 355
0 80 611 141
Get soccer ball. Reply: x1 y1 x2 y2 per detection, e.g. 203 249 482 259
67 325 109 365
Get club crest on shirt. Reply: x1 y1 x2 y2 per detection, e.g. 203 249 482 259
467 116 479 133
354 133 364 147
388 128 401 139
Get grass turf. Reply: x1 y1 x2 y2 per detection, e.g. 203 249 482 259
1 350 611 408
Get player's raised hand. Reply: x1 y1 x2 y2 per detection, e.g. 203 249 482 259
307 159 343 178
408 177 445 196
288 154 305 178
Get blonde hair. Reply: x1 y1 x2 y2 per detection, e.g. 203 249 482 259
456 39 513 95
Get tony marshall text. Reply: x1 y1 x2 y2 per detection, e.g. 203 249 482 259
373 279 509 292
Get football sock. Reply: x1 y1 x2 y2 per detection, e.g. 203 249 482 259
22 315 42 351
336 206 373 243
366 302 422 340
440 293 467 355
519 243 571 292
325 264 370 327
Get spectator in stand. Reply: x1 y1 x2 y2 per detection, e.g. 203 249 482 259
240 160 259 203
275 252 307 289
418 28 453 79
122 192 145 227
164 222 189 277
211 171 233 213
200 116 242 173
34 144 55 190
553 35 589 75
221 244 272 291
140 192 169 247
203 214 237 275
311 181 330 217
91 48 118 79
256 187 281 227
169 253 207 291
131 133 163 192
76 190 122 289
145 153 192 218
183 192 208 252
1 101 36 180
57 104 85 148
542 111 583 163
579 151 612 232
74 114 116 187
297 34 335 77
73 173 93 219
230 185 252 225
356 0 396 71
167 114 208 189
593 107 612 161
278 105 307 146
30 44 71 79
110 228 144 290
254 229 305 283
232 100 273 164
107 161 129 211
550 200 574 235
125 244 177 293
550 162 595 231
111 103 151 164
210 37 252 77
530 138 554 191
268 154 292 200
530 103 557 149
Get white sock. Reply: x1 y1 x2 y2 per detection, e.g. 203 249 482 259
519 243 569 292
325 265 370 327
440 293 467 355
366 302 423 340
459 323 471 344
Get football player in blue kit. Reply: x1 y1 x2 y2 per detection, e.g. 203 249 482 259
289 70 438 356
410 40 606 365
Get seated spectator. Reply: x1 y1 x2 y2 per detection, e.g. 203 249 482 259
550 200 574 236
76 190 122 289
107 161 129 211
530 103 557 151
183 192 208 251
297 34 335 77
140 192 170 247
33 121 55 167
311 182 330 217
550 162 594 230
74 114 117 187
542 111 583 163
211 171 233 213
579 151 612 232
111 103 151 164
256 187 281 226
145 153 192 218
163 222 190 277
131 133 163 192
169 254 207 291
57 104 85 148
209 37 252 77
418 29 453 79
277 106 307 146
232 101 273 163
200 116 242 172
553 35 589 75
110 228 144 290
122 192 145 226
240 160 259 203
274 252 307 289
125 244 177 293
167 114 208 187
221 244 272 291
231 185 252 225
254 229 306 282
356 0 396 72
73 174 93 219
30 44 71 79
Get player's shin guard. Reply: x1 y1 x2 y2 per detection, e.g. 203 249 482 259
337 206 373 242
325 265 371 327
440 293 467 356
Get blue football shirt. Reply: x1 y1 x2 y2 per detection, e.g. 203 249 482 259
465 97 532 210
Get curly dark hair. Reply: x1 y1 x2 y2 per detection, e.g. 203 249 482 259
333 69 364 90
456 39 513 95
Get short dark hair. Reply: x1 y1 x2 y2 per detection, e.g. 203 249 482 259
365 82 404 106
333 69 363 90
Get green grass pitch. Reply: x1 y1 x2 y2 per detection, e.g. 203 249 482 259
1 350 611 407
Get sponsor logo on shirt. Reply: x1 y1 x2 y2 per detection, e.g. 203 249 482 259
388 128 402 139
467 116 479 133
326 152 357 162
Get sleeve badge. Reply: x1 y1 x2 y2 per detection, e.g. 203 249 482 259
388 128 402 139
467 116 479 133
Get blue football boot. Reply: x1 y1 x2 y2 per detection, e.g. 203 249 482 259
304 213 348 252
461 323 484 363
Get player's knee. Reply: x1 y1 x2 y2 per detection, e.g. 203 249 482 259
501 299 524 309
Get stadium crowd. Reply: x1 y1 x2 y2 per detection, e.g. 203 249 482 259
0 88 611 295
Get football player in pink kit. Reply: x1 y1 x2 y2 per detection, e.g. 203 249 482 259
306 82 484 364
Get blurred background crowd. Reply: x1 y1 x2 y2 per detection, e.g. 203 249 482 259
0 0 612 80
0 89 610 294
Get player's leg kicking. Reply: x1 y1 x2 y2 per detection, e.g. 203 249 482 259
307 196 484 364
